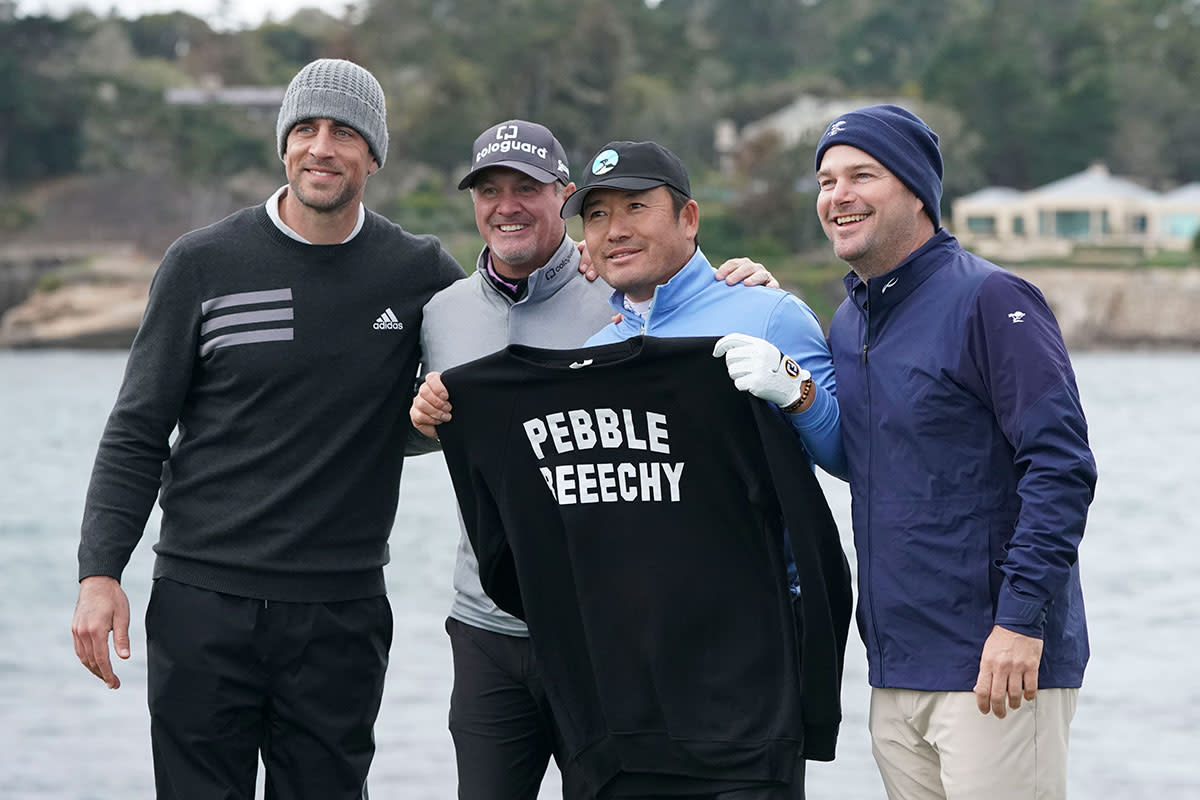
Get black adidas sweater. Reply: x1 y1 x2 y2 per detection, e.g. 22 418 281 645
439 336 852 797
78 205 463 601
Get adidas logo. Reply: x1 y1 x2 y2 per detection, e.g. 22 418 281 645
373 308 404 330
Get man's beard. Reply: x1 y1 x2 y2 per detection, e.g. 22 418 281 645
291 175 358 214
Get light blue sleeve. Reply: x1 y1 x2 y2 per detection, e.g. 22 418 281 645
763 293 847 480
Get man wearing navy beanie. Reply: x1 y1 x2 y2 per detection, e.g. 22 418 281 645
817 106 1096 800
814 103 943 229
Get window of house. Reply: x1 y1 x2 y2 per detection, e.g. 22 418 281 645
1163 213 1198 238
966 216 997 235
1054 210 1091 238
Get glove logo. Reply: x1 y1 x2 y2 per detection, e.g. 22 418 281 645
783 356 802 379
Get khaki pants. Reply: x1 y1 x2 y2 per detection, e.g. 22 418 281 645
869 687 1078 800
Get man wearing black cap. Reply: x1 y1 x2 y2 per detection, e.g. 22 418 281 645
815 104 1096 800
412 123 780 800
70 58 465 799
424 138 854 798
566 140 846 480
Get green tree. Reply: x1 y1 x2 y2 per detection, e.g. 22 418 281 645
0 17 90 184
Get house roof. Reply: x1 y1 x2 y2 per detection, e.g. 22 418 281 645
1028 163 1158 201
955 187 1023 205
1161 183 1200 203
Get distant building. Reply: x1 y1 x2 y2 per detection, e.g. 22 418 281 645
953 163 1200 257
165 86 286 109
716 95 899 175
1159 183 1200 247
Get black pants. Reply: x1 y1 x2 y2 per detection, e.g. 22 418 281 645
146 578 392 800
446 616 563 800
596 759 806 800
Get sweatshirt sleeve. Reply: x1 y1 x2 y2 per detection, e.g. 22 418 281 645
764 293 848 480
404 244 465 456
437 404 524 619
752 400 852 761
965 272 1097 637
77 243 201 582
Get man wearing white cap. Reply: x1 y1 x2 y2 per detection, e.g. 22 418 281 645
70 58 464 799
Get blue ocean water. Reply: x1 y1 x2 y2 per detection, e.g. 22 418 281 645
0 349 1196 798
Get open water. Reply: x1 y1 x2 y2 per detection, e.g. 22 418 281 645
1 349 1197 799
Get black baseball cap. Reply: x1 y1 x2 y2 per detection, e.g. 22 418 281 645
458 119 570 190
560 140 692 218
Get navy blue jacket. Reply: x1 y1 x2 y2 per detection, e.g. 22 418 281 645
829 231 1097 690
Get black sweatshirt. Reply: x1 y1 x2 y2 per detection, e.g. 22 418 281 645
78 205 464 601
438 336 852 797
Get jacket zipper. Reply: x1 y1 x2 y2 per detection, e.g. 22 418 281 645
862 296 885 684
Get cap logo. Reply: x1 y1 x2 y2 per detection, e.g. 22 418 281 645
475 125 549 164
592 149 619 176
825 119 848 138
557 159 569 176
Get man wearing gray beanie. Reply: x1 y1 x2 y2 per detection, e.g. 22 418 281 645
71 58 464 799
816 105 1096 799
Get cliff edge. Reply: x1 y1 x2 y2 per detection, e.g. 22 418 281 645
1 261 1197 350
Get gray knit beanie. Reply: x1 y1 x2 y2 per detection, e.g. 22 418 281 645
276 59 388 168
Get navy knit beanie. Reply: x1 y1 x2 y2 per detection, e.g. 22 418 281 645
814 104 943 229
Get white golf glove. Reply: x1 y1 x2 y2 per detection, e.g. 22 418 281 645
713 333 810 409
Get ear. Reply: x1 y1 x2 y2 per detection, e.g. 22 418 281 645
681 198 700 239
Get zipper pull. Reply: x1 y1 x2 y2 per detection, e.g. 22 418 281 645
861 343 868 364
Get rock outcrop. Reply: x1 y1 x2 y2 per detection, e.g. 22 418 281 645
0 280 149 349
1013 267 1200 350
1 261 1197 350
0 245 155 349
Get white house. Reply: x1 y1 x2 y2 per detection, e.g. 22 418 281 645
1158 183 1200 248
953 163 1200 256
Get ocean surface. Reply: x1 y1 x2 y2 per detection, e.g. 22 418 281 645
1 349 1197 799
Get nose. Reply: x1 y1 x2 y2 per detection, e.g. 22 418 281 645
495 189 522 216
307 126 337 158
605 208 631 241
830 176 855 205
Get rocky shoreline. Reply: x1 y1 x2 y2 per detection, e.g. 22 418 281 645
1 257 1197 351
0 244 156 349
1012 266 1200 350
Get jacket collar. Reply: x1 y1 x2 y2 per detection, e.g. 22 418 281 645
607 247 713 329
476 234 582 303
843 229 957 312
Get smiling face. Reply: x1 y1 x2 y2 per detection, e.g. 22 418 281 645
816 144 934 280
470 167 569 278
581 186 698 302
281 117 376 228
